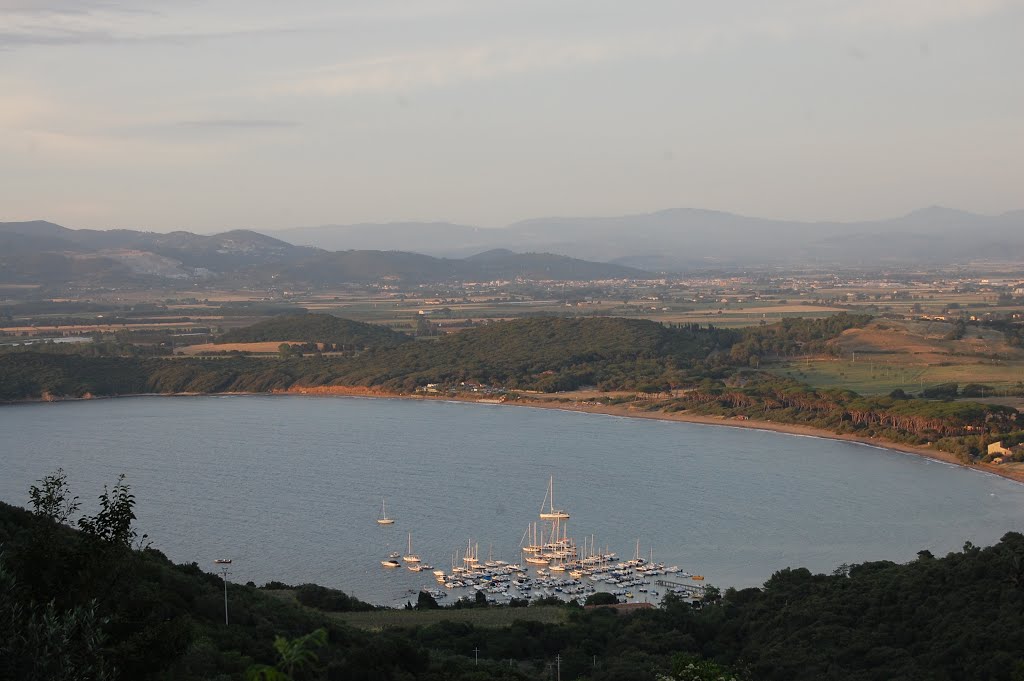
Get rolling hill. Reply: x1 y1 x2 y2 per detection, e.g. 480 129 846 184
0 221 319 284
0 221 653 286
278 248 651 284
215 313 411 347
264 206 1024 268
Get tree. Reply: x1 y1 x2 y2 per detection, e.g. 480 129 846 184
945 318 967 340
0 557 113 681
417 590 440 610
77 475 147 550
584 592 618 606
28 468 80 526
701 585 722 604
922 383 959 400
246 628 327 680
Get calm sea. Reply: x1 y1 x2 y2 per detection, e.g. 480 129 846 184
2 395 1022 606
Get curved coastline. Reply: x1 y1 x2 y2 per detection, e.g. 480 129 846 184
7 385 1023 485
280 385 1024 485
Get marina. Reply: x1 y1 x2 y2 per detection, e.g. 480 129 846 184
381 476 706 605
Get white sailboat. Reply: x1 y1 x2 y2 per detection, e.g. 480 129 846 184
521 522 543 554
402 532 421 563
525 521 551 565
376 498 395 525
539 475 570 520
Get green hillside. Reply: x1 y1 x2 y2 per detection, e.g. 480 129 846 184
0 317 731 398
335 316 735 391
216 313 411 348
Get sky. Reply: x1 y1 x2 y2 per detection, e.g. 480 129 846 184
1 0 1022 232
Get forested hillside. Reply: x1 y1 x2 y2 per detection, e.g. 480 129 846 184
728 313 874 363
327 317 738 392
0 317 739 398
216 313 411 348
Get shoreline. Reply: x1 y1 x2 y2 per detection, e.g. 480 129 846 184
278 385 1024 485
517 399 1024 482
8 385 1023 485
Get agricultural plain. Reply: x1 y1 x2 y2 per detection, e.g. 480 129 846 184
769 319 1024 396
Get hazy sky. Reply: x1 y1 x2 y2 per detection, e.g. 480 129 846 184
1 0 1022 232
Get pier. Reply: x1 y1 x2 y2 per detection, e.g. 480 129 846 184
655 579 706 597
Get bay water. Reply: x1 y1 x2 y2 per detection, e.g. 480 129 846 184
2 395 1022 606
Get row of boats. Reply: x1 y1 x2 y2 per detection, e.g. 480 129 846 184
376 477 705 600
414 556 698 605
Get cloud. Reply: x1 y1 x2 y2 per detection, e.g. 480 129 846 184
272 37 672 97
823 0 1012 31
257 0 1016 98
0 91 54 127
177 119 300 129
0 1 308 49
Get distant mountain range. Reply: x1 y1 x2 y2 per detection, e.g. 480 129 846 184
274 248 647 285
5 205 1023 289
262 206 1024 268
0 221 650 287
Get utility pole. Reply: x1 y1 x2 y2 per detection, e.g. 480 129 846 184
556 653 562 681
214 559 232 625
474 647 479 666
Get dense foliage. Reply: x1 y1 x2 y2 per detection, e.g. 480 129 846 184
3 470 1023 680
0 317 736 399
216 313 411 349
324 317 738 392
728 313 874 364
655 373 1018 460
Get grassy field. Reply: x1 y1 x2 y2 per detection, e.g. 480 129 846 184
768 319 1024 395
769 358 1024 395
179 341 297 355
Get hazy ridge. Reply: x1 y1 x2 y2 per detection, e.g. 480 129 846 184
0 220 651 285
264 206 1024 268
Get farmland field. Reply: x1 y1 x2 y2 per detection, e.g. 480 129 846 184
768 319 1024 395
178 341 302 355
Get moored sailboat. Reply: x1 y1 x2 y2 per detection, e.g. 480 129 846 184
376 498 395 525
539 475 570 520
403 532 421 563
